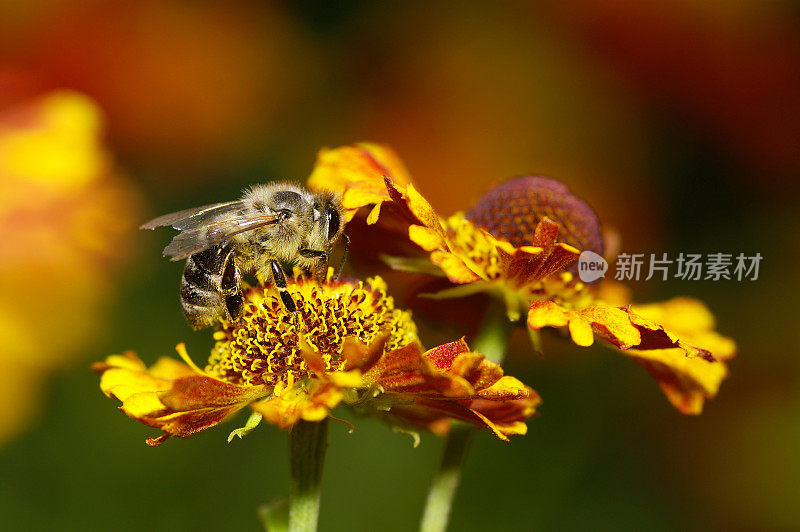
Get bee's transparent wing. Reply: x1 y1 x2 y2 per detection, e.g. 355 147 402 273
161 213 282 261
140 201 244 231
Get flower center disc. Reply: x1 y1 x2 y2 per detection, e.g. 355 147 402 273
206 276 417 387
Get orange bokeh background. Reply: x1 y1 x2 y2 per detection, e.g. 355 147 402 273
1 1 797 530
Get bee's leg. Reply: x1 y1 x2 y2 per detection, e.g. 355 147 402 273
221 248 244 322
298 248 329 280
299 249 328 261
269 259 296 312
335 234 350 280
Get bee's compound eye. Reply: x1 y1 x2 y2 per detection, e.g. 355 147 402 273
325 205 340 240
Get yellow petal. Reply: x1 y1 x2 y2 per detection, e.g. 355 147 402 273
470 409 510 442
94 351 268 445
567 318 594 347
366 203 382 225
326 370 364 389
626 347 728 414
409 225 444 251
527 297 734 414
121 392 168 418
527 300 569 329
306 143 412 220
98 367 171 402
405 183 442 230
579 306 641 349
97 352 146 372
430 251 482 284
478 376 529 400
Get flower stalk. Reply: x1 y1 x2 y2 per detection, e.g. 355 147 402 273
419 423 473 532
471 298 516 364
419 301 515 532
289 419 329 532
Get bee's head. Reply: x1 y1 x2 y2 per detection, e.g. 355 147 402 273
306 191 345 256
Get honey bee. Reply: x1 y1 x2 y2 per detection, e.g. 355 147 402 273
141 183 348 329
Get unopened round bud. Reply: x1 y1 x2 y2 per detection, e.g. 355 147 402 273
465 176 604 257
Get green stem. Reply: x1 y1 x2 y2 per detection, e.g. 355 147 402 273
471 298 515 364
288 419 328 532
419 300 514 532
419 423 473 532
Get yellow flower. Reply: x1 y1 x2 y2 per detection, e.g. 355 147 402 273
0 91 140 445
93 274 539 446
307 143 736 414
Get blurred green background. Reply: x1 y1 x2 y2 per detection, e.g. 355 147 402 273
1 1 799 530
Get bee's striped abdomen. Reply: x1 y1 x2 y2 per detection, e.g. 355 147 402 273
181 245 242 329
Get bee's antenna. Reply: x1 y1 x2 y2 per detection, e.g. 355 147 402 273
335 233 350 280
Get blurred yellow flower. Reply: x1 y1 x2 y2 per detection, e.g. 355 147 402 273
308 143 736 414
0 92 107 191
0 91 140 444
93 274 539 446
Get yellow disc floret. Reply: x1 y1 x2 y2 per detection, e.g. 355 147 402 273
443 212 504 280
206 275 418 387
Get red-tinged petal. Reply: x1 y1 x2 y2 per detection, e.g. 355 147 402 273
470 378 540 427
532 216 560 248
464 360 506 391
423 338 471 369
158 375 268 411
354 340 539 440
138 403 249 440
146 434 170 447
625 297 736 414
626 312 714 361
360 343 445 393
625 348 728 414
578 306 642 349
503 218 581 286
384 180 546 289
527 297 734 413
539 243 581 277
446 353 484 380
629 298 736 362
94 351 270 445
